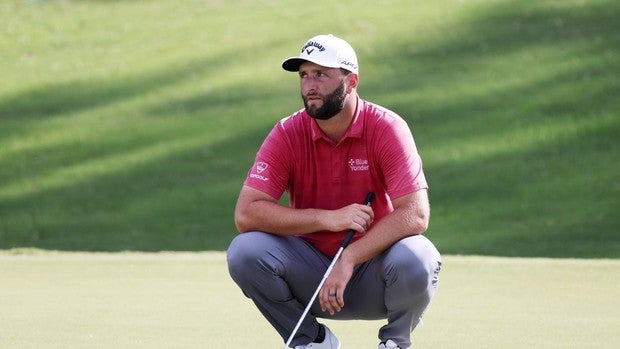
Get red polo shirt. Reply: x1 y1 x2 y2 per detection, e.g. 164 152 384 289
244 96 428 256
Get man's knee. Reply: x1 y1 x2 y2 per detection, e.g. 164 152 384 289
227 232 295 302
384 236 441 296
227 232 271 283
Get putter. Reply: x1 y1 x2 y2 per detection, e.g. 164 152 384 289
283 192 376 349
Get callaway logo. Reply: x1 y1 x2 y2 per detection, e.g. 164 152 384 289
302 41 326 55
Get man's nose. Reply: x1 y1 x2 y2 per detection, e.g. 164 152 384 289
301 76 319 92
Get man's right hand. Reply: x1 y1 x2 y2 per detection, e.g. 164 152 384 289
322 203 374 233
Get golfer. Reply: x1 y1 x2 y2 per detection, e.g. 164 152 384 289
227 34 442 349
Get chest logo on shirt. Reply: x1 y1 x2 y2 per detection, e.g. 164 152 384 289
349 158 369 172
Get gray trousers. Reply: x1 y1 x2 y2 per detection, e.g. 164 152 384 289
227 232 441 348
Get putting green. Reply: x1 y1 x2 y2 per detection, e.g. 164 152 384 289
1 251 618 348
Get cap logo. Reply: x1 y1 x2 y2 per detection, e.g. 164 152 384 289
302 41 326 55
341 60 358 71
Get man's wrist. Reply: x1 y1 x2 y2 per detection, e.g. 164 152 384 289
340 249 358 266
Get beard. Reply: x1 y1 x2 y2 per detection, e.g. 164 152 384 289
302 81 347 120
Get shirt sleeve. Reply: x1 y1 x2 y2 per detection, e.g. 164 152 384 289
376 116 428 199
243 123 291 200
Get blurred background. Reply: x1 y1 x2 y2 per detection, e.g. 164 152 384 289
1 0 618 257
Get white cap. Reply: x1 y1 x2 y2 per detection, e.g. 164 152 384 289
282 34 359 74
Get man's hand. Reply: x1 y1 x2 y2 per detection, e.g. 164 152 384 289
318 255 355 315
322 203 374 233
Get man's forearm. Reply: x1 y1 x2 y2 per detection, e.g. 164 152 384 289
235 199 324 235
341 192 430 265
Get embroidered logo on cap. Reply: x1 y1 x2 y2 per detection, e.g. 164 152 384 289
302 41 326 55
341 60 358 71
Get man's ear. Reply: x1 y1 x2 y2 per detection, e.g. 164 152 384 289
346 73 359 93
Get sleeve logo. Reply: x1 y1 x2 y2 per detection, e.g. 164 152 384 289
250 161 269 181
256 162 268 174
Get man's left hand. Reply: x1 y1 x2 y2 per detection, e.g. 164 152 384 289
319 257 355 315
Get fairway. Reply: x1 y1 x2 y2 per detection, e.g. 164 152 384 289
1 251 618 348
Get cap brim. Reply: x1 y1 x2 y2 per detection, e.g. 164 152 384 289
282 56 343 72
281 57 307 72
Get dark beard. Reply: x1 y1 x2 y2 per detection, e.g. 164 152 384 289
302 81 346 120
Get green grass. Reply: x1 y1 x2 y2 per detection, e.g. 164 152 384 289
0 0 618 257
1 251 618 348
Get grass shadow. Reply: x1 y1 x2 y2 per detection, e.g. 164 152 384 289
359 0 620 257
1 0 618 256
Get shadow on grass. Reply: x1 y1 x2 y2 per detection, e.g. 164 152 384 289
0 1 618 256
0 124 269 251
360 1 620 257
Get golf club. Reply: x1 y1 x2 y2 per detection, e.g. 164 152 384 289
283 192 376 349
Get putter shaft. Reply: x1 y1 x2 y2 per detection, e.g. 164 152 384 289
283 192 375 349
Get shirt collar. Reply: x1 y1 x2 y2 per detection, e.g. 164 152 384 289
310 96 363 142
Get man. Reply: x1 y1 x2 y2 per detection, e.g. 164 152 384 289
227 34 441 349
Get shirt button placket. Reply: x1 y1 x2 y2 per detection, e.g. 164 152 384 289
331 147 342 183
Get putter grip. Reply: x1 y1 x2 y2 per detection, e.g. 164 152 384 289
340 192 376 248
